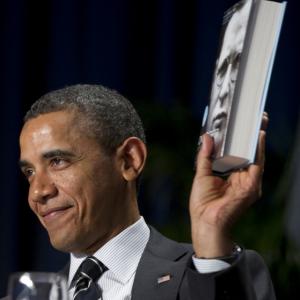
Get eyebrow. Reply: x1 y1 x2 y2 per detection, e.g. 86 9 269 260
42 149 76 160
19 149 76 169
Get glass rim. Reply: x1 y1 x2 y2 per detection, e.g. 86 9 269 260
7 272 68 293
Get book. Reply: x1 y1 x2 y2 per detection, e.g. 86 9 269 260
202 0 286 174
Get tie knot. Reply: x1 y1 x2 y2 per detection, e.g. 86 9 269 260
79 256 107 282
72 257 107 299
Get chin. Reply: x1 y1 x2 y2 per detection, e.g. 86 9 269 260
48 232 76 253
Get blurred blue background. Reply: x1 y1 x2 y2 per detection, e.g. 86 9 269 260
0 0 299 297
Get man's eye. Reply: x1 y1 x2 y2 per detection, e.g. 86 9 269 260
50 157 70 168
232 53 241 68
216 59 229 86
51 157 64 166
23 168 34 179
218 59 228 77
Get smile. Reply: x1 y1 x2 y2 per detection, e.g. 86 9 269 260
40 206 73 225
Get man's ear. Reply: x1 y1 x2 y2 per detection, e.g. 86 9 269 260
116 137 147 181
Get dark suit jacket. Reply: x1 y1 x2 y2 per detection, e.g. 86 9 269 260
61 227 276 300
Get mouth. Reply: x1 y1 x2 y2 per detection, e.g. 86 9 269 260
40 205 73 225
212 111 227 130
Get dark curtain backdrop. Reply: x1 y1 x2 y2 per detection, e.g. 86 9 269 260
0 0 299 296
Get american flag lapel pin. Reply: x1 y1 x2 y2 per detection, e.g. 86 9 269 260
157 274 172 284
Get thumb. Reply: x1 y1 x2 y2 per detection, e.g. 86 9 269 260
196 134 214 177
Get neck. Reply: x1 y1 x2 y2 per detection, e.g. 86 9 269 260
81 193 140 255
85 217 140 255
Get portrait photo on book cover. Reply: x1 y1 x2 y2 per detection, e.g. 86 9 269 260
206 0 251 157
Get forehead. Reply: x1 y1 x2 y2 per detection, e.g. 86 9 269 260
20 111 86 157
219 3 250 61
21 110 74 138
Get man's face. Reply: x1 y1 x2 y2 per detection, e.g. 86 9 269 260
19 110 126 254
207 1 250 152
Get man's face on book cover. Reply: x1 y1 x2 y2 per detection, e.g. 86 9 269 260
207 0 251 155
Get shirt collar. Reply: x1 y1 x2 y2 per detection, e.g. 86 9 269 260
68 216 150 286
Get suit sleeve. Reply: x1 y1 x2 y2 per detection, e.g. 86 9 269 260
179 249 276 300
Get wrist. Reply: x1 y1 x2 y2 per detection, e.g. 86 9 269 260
192 223 234 258
216 244 242 263
195 244 242 260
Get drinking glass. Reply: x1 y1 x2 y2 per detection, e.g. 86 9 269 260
7 272 69 300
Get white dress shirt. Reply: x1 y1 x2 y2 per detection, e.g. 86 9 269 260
68 217 230 299
68 217 150 300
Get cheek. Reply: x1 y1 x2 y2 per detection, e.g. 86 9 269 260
211 85 219 104
52 171 89 210
228 82 235 98
52 169 79 192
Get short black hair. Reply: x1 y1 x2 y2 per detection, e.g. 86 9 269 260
24 84 146 154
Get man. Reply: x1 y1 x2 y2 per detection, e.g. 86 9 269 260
206 0 251 156
18 84 275 299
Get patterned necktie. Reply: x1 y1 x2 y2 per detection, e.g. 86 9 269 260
73 256 108 300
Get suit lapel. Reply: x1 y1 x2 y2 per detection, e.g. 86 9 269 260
131 227 192 300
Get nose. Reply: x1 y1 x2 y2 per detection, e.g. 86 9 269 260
218 64 232 105
29 171 58 203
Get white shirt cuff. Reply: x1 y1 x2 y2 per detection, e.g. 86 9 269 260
192 255 231 274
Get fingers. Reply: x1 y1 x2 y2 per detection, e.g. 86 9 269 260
261 111 269 131
195 134 214 177
257 111 268 167
248 129 266 183
255 129 266 167
196 112 268 178
249 111 267 176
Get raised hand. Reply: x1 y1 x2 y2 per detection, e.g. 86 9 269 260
189 114 267 258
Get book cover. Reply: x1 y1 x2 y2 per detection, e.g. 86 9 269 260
202 0 286 174
204 0 252 159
